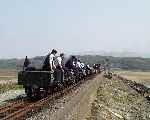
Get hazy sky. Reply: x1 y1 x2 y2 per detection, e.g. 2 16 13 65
0 0 150 58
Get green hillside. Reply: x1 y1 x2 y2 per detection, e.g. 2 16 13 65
0 55 150 70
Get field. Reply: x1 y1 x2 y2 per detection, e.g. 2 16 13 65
0 69 17 81
115 70 150 87
0 69 21 94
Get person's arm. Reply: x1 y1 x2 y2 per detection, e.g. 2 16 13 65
52 55 56 69
53 62 56 69
73 61 76 67
57 57 62 68
49 54 53 70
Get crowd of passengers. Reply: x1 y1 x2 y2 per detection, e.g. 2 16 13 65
23 49 101 78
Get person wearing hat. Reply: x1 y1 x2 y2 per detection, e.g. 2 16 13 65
42 49 57 72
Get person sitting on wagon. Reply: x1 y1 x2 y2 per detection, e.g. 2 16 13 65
42 49 57 72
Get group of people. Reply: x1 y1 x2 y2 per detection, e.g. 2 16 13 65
23 49 94 79
42 49 93 83
42 49 89 73
42 49 64 72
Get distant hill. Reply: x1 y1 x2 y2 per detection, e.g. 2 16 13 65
78 55 150 70
0 55 150 71
76 51 150 58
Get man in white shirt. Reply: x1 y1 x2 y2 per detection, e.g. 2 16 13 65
76 61 81 68
76 60 84 69
56 53 64 70
42 49 57 71
80 62 85 69
54 53 65 85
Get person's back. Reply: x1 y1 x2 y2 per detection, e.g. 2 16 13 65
65 56 77 70
65 59 73 69
24 56 30 67
23 56 31 70
43 54 50 70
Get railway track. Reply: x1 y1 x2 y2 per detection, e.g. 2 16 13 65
0 75 95 120
0 100 30 119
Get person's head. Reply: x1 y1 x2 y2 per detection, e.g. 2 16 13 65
60 53 64 58
71 56 77 61
51 49 57 55
71 56 76 59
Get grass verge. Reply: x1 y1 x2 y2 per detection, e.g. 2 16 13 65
0 84 23 94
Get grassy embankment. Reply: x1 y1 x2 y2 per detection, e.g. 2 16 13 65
87 74 150 120
0 84 23 94
0 69 23 94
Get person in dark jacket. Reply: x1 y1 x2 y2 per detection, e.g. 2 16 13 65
65 56 77 70
42 49 57 71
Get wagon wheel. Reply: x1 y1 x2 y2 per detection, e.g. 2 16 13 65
25 87 32 99
40 88 48 98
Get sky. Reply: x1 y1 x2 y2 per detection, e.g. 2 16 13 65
0 0 150 58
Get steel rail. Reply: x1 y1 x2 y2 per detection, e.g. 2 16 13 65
0 75 96 120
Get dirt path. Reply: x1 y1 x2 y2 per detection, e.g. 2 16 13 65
28 74 103 120
65 75 103 120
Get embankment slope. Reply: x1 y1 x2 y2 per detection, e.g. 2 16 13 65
88 76 150 120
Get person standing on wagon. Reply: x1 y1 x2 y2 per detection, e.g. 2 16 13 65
42 49 57 72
